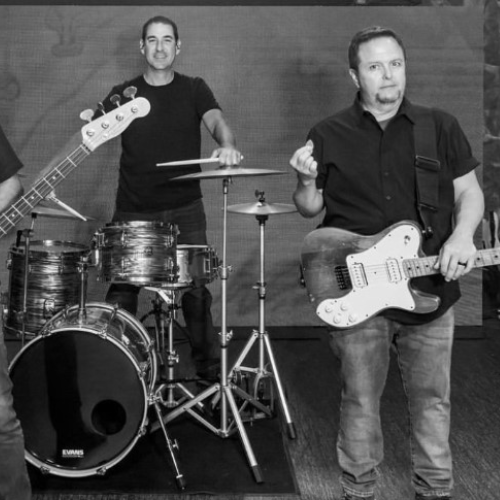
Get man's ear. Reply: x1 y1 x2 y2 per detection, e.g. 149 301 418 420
176 40 181 54
139 39 145 55
349 68 360 89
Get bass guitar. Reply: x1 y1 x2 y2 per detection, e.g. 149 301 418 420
0 94 150 239
301 220 500 329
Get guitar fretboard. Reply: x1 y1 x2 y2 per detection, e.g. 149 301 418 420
404 248 500 278
0 144 90 238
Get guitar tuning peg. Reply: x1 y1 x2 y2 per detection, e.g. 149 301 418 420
79 109 94 123
123 86 137 100
97 102 105 115
110 94 121 107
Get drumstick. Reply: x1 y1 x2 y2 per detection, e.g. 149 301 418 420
156 158 221 167
157 155 244 167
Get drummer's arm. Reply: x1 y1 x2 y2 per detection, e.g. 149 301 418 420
0 174 23 213
202 109 242 166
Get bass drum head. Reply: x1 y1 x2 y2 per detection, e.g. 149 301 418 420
9 329 148 477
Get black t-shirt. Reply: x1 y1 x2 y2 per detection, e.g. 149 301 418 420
103 72 221 212
310 96 480 324
0 125 22 182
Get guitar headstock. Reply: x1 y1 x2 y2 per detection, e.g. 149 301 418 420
80 96 151 151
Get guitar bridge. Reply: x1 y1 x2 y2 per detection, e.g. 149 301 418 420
335 266 351 290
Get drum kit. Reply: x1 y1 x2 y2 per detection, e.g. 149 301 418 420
5 162 298 488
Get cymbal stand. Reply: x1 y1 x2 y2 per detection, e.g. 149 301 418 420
155 177 268 483
228 205 297 439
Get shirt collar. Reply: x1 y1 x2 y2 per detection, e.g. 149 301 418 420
352 93 415 126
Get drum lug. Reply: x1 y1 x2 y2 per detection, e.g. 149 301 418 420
96 466 108 476
43 299 56 319
39 466 51 475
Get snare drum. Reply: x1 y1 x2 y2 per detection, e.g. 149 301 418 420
175 244 219 287
4 240 89 337
93 221 177 285
9 302 157 477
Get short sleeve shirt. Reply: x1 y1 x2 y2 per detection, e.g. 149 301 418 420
309 96 480 323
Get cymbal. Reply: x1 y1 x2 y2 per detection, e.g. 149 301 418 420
30 205 94 221
173 167 286 180
227 201 297 216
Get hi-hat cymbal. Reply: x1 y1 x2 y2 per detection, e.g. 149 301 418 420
30 205 94 221
227 201 297 216
173 167 286 180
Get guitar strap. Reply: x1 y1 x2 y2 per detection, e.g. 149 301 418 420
413 107 441 239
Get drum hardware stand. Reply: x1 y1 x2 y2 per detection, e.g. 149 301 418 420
152 177 269 484
143 286 204 411
15 228 34 347
143 287 188 489
227 192 297 439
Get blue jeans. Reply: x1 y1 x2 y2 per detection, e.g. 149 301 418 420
105 199 219 370
329 309 454 499
0 332 31 499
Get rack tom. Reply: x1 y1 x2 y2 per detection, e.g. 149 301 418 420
93 221 177 286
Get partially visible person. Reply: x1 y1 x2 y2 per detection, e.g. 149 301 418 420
0 123 32 500
100 15 242 380
290 26 484 500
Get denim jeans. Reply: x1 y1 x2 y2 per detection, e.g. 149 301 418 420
0 332 31 499
329 309 454 499
105 199 219 370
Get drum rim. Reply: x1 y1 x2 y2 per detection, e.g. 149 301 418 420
102 220 176 229
10 240 89 254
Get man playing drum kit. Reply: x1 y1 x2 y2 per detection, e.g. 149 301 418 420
0 124 31 499
99 15 243 381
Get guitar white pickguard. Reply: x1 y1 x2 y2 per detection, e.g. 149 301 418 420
316 224 422 328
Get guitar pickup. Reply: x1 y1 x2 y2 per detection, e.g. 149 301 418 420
386 258 403 283
350 263 368 288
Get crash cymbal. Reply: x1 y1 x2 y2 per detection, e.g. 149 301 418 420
30 205 94 221
173 167 286 180
227 201 297 216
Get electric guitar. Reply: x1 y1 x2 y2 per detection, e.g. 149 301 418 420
301 220 500 329
0 95 151 239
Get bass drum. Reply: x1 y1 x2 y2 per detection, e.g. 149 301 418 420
9 302 157 477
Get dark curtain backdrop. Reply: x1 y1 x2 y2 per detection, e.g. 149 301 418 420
0 5 483 327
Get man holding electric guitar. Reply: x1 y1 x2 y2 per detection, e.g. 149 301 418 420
290 27 484 500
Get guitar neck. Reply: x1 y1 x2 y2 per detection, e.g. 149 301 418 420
406 247 500 278
0 143 90 239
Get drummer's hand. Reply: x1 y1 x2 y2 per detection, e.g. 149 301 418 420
290 140 318 183
211 147 242 166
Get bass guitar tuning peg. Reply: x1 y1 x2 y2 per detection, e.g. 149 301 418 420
123 86 137 99
79 109 95 123
110 94 121 107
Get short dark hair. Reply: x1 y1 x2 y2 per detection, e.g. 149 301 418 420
141 16 179 42
348 26 406 70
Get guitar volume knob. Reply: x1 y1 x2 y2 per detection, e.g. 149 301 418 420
333 314 343 325
324 301 335 313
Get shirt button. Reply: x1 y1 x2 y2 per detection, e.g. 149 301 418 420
386 195 392 201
